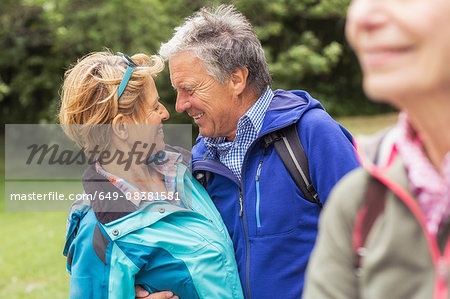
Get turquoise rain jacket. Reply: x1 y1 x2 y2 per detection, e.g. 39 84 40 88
63 162 244 299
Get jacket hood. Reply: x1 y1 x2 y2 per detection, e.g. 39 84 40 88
260 89 323 135
192 89 324 164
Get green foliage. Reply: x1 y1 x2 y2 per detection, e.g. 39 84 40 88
0 0 392 127
0 1 60 123
269 34 343 83
233 0 391 116
309 0 351 17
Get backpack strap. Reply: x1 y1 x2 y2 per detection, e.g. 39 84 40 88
352 176 387 272
193 151 212 189
263 123 321 207
352 127 397 272
195 171 210 189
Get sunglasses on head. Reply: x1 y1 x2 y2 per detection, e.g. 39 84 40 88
116 52 138 99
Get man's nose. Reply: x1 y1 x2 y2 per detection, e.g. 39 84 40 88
175 93 192 113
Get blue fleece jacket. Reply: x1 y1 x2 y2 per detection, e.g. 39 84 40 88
191 89 360 299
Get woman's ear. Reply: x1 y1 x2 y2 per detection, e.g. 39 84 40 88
230 67 249 96
111 113 128 140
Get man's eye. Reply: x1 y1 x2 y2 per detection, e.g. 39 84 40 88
184 89 194 95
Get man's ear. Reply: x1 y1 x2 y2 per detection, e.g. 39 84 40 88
230 67 249 96
111 113 128 140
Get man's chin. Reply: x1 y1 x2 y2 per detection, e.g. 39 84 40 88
198 128 212 138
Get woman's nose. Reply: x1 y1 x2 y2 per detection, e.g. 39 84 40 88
160 103 170 121
347 0 389 33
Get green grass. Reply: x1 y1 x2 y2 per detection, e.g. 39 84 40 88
0 212 70 298
336 112 398 136
0 136 70 298
0 113 399 298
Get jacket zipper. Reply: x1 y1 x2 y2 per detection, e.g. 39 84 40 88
237 123 301 299
255 161 263 228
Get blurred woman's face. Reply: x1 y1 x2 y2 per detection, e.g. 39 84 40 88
346 0 450 104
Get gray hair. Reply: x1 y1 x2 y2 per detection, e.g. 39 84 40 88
159 4 272 97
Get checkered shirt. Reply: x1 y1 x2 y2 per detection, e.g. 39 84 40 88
95 151 184 207
204 87 273 181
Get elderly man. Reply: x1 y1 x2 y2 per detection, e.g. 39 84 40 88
139 4 359 299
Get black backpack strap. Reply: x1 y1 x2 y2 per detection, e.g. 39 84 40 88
352 176 387 272
195 171 210 189
263 123 321 207
192 151 212 189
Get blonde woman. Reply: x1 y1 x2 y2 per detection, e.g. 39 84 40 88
61 51 243 299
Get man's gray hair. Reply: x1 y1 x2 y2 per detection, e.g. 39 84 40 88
159 4 272 97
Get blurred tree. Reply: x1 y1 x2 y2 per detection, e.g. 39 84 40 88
51 0 191 124
233 0 392 116
0 0 61 124
0 0 392 128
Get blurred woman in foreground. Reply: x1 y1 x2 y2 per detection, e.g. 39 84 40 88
304 0 450 298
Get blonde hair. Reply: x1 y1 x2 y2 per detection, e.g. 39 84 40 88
59 51 164 154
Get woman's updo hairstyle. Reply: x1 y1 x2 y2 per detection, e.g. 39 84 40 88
59 51 164 155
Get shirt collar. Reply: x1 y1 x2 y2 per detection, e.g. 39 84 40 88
95 150 182 205
204 86 273 155
243 86 273 134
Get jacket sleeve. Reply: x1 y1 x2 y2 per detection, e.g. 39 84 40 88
69 244 139 299
67 212 140 299
298 108 360 204
106 242 141 299
303 168 367 299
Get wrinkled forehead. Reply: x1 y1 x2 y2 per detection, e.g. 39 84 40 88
169 52 211 85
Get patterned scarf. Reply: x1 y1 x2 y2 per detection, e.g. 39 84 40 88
396 113 450 235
